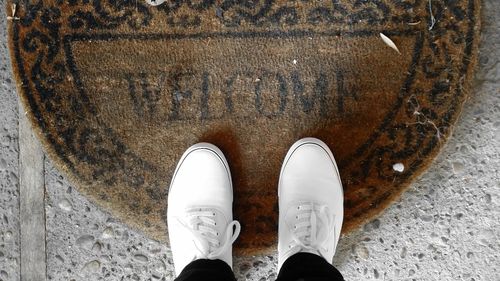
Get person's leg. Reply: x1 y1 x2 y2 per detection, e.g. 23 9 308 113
168 143 240 281
277 138 345 281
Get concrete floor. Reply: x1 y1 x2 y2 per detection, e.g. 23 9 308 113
1 0 499 280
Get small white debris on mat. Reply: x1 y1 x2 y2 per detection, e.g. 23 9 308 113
380 33 400 54
428 0 436 30
393 163 405 173
145 0 166 6
407 94 444 141
407 21 421 26
293 59 298 65
7 4 20 20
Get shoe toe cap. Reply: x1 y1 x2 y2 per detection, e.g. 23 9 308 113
168 146 233 210
280 140 342 200
284 142 337 179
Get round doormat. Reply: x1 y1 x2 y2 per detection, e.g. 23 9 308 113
8 0 480 253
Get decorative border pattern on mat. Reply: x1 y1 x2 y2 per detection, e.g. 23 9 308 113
8 0 480 248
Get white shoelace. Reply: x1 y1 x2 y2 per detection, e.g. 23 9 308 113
177 208 241 260
287 203 335 258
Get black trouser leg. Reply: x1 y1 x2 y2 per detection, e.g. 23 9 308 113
276 253 345 281
174 259 236 281
174 253 343 281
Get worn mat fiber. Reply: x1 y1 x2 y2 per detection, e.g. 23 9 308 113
7 0 480 253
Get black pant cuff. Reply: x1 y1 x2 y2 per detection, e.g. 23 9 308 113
277 252 345 281
175 259 236 281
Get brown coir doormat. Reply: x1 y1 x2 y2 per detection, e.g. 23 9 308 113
8 0 480 253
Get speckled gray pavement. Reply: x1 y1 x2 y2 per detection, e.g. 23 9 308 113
1 1 499 280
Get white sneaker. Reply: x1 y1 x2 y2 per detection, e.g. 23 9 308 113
167 143 241 277
278 138 344 271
